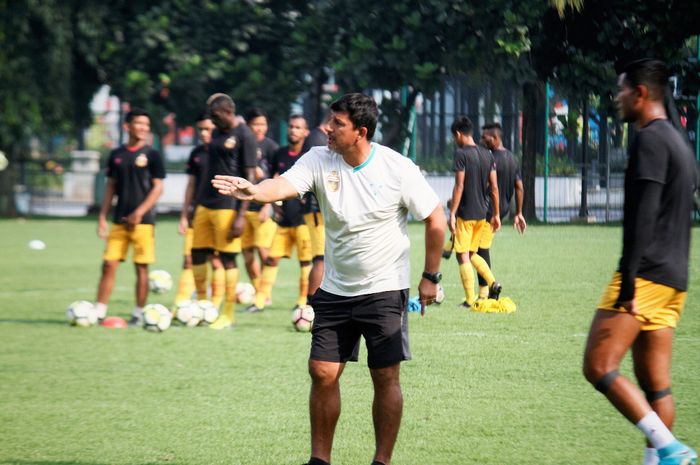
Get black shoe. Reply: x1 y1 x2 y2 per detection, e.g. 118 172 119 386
441 250 452 259
245 304 263 313
488 282 502 300
458 300 471 309
127 314 143 327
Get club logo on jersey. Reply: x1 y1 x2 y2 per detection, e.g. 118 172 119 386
256 148 262 160
224 137 237 149
327 171 340 192
135 153 148 168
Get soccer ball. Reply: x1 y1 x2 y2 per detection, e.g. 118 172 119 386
197 300 219 326
292 305 315 332
174 300 203 327
434 284 445 305
66 300 98 327
236 282 256 305
142 303 172 332
148 269 172 294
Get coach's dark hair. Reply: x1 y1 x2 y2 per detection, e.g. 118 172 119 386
482 122 502 136
451 116 473 136
125 107 150 123
208 93 236 113
244 107 268 124
330 93 378 140
622 59 669 101
195 110 212 123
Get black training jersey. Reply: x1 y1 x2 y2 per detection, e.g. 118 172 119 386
301 128 328 215
271 146 305 227
454 145 496 220
185 144 209 208
249 136 279 213
618 119 696 292
486 148 521 219
106 144 166 225
199 124 258 210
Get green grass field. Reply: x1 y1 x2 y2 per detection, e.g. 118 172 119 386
1 217 698 465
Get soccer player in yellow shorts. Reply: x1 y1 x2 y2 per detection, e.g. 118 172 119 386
582 59 697 465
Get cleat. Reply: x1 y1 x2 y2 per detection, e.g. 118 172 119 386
458 300 471 309
245 304 263 313
658 442 697 465
441 250 452 259
127 314 143 327
488 281 502 300
209 315 235 330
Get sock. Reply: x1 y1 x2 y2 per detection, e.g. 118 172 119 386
255 265 279 308
192 263 209 300
174 268 195 304
636 411 675 450
132 306 143 318
470 253 495 286
211 267 225 308
95 302 107 319
307 458 330 465
476 247 490 287
459 262 476 305
253 276 262 293
221 268 239 321
643 447 659 465
298 264 312 306
479 285 489 299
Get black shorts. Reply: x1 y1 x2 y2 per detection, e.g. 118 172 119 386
309 288 411 369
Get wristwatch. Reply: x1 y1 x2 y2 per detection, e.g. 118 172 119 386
421 271 442 284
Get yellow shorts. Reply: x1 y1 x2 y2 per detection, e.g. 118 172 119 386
304 212 325 258
479 224 494 249
241 210 277 250
182 227 194 256
103 224 155 264
270 224 312 261
454 219 489 254
598 272 687 331
191 206 241 253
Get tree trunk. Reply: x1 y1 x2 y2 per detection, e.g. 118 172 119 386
598 104 609 188
439 81 447 156
521 81 545 221
502 84 514 151
579 99 589 217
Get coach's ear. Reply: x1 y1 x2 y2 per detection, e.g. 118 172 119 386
357 126 368 141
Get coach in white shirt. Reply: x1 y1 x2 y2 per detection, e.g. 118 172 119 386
212 93 445 465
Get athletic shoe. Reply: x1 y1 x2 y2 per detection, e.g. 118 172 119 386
441 250 452 259
127 314 143 327
488 282 502 300
458 300 471 309
658 441 697 465
209 315 235 330
291 304 303 312
245 304 263 313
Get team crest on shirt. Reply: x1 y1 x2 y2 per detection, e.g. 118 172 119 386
135 153 148 168
327 170 340 192
256 148 262 160
224 137 237 149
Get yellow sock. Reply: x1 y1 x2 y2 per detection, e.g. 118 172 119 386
222 268 239 321
298 264 312 306
192 263 208 300
211 267 225 308
174 268 195 304
479 285 489 299
255 265 279 308
459 262 476 305
471 254 495 286
253 276 262 293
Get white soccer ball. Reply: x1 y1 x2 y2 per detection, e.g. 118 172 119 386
292 305 315 332
434 284 445 305
197 300 219 326
236 282 256 305
148 269 172 294
66 300 98 327
174 300 203 327
28 239 46 250
142 303 172 332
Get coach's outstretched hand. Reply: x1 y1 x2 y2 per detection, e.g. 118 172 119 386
212 175 256 200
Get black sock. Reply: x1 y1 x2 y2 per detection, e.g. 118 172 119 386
308 458 330 465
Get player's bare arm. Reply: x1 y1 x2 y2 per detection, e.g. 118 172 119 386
179 175 196 235
97 178 116 240
449 170 464 234
213 175 299 204
514 179 526 234
124 178 163 228
488 170 501 232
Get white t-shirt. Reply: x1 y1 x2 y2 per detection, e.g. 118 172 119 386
282 143 440 296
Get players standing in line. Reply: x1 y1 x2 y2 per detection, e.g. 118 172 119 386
247 115 313 313
583 60 697 465
174 113 223 305
301 114 331 300
242 108 279 296
448 116 502 307
94 108 165 325
190 94 258 329
474 122 527 298
213 93 445 465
